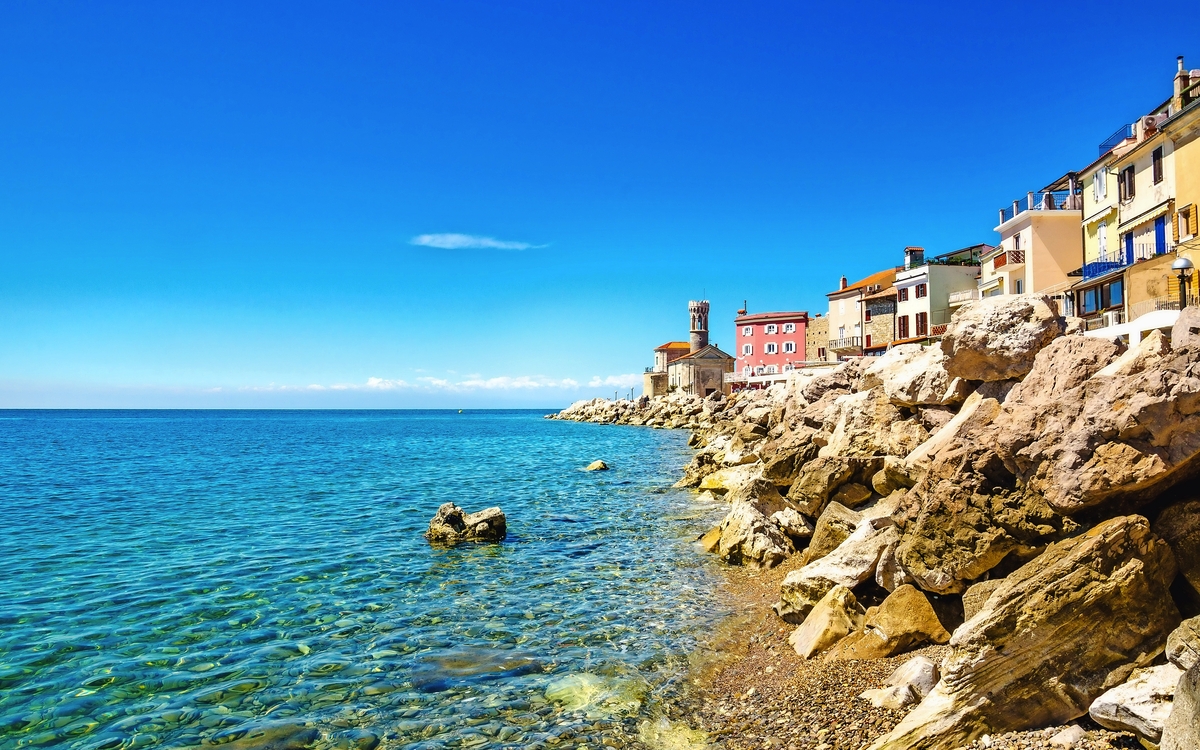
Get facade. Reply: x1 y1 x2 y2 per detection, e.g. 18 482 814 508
894 245 984 345
661 300 735 397
862 286 896 355
733 311 808 375
982 173 1083 315
1077 59 1200 343
806 314 828 363
642 341 690 397
825 268 897 360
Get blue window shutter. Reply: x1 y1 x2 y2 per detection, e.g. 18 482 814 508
1155 216 1167 254
1124 232 1134 264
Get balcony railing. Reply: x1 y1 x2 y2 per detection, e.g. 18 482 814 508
1082 258 1129 281
1127 294 1200 321
1098 123 1135 156
1133 240 1175 262
998 190 1083 224
947 288 980 305
644 366 663 374
992 250 1025 271
828 336 862 351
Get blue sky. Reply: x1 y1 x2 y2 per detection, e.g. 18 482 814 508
1 1 1195 407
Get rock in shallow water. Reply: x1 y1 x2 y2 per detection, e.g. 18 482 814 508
585 460 609 471
425 502 507 544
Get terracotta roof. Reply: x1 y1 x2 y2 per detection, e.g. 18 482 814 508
654 341 691 351
671 344 734 361
828 268 898 297
863 285 897 301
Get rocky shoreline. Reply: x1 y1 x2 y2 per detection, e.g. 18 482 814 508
551 294 1200 750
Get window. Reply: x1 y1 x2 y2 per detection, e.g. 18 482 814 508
1014 279 1024 294
783 341 796 354
1152 147 1164 184
743 365 753 374
1013 232 1021 251
1098 221 1108 260
915 312 928 337
1110 278 1124 307
916 283 927 298
783 323 795 333
1093 170 1107 201
742 326 752 336
1083 287 1100 314
817 347 826 360
865 334 872 348
765 324 777 334
1119 166 1135 201
897 315 910 339
897 287 909 302
766 365 777 374
765 343 777 354
1181 207 1196 240
864 308 873 322
742 344 752 355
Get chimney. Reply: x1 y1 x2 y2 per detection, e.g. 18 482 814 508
1176 55 1190 111
840 276 848 290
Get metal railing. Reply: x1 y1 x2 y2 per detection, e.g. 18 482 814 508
644 367 663 374
828 336 862 351
999 190 1083 224
1098 123 1134 156
1082 258 1129 280
1127 294 1200 321
1133 241 1175 262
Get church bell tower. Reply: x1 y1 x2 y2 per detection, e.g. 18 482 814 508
689 300 710 353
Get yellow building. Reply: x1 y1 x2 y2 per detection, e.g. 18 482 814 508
1164 57 1200 290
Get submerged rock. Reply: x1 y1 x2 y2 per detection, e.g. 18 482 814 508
426 503 507 544
585 460 609 471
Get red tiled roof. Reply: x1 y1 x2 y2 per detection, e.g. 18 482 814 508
655 341 691 351
828 268 898 297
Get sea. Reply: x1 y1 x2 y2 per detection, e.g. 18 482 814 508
0 410 731 750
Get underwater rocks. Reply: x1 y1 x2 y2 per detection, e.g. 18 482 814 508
425 503 507 544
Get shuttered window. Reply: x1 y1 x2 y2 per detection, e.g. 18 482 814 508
916 312 928 337
1152 147 1164 184
897 315 910 339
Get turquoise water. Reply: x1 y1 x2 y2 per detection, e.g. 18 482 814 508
0 410 728 750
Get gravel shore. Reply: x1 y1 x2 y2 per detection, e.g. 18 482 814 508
672 554 1145 750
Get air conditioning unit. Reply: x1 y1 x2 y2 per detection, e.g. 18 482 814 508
1142 113 1168 131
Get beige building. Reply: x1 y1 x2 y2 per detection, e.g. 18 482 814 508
894 245 984 344
825 268 897 360
806 314 829 362
862 286 896 355
643 300 734 397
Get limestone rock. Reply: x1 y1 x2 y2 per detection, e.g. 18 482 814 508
1088 664 1182 744
1048 725 1087 748
875 538 914 592
824 584 951 661
788 585 864 659
861 656 941 709
831 482 873 510
770 507 815 542
426 503 507 544
585 460 609 471
698 464 761 493
1161 662 1200 750
804 502 862 565
707 480 794 568
1154 499 1200 600
1171 304 1200 349
775 521 898 623
761 427 820 485
940 294 1065 382
817 388 929 459
868 515 1180 750
1166 615 1200 671
786 456 856 516
860 343 958 407
961 579 1004 622
1095 329 1171 378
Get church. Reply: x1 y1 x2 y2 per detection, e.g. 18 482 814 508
642 301 735 398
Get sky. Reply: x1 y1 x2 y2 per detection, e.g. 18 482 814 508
0 1 1195 408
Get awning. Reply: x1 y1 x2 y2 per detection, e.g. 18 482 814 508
1117 200 1173 233
978 276 1002 293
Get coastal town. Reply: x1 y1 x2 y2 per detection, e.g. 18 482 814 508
645 57 1200 399
552 56 1200 750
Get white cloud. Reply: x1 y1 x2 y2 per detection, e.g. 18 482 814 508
588 374 641 389
410 233 544 251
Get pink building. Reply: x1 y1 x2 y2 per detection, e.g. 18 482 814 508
733 311 809 380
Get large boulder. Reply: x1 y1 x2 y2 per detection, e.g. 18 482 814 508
961 579 1004 622
817 388 928 459
940 294 1065 382
697 464 762 493
426 503 507 544
1172 304 1200 348
1161 662 1200 750
804 502 863 565
824 584 951 661
1088 664 1183 744
788 584 865 659
859 344 958 407
775 521 898 623
1166 615 1200 671
1154 498 1200 600
785 457 856 516
868 515 1180 750
760 427 821 486
702 480 794 568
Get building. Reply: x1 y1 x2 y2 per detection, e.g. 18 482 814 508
981 173 1083 315
642 300 735 397
825 268 897 360
806 314 828 363
894 245 985 345
1077 58 1200 343
728 309 808 390
863 284 897 356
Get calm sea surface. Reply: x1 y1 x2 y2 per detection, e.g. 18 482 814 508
0 410 729 750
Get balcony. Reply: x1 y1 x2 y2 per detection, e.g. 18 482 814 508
1098 123 1134 156
948 289 979 306
991 250 1025 271
998 190 1083 224
1082 258 1129 281
1133 240 1175 262
1128 294 1200 321
828 336 862 352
